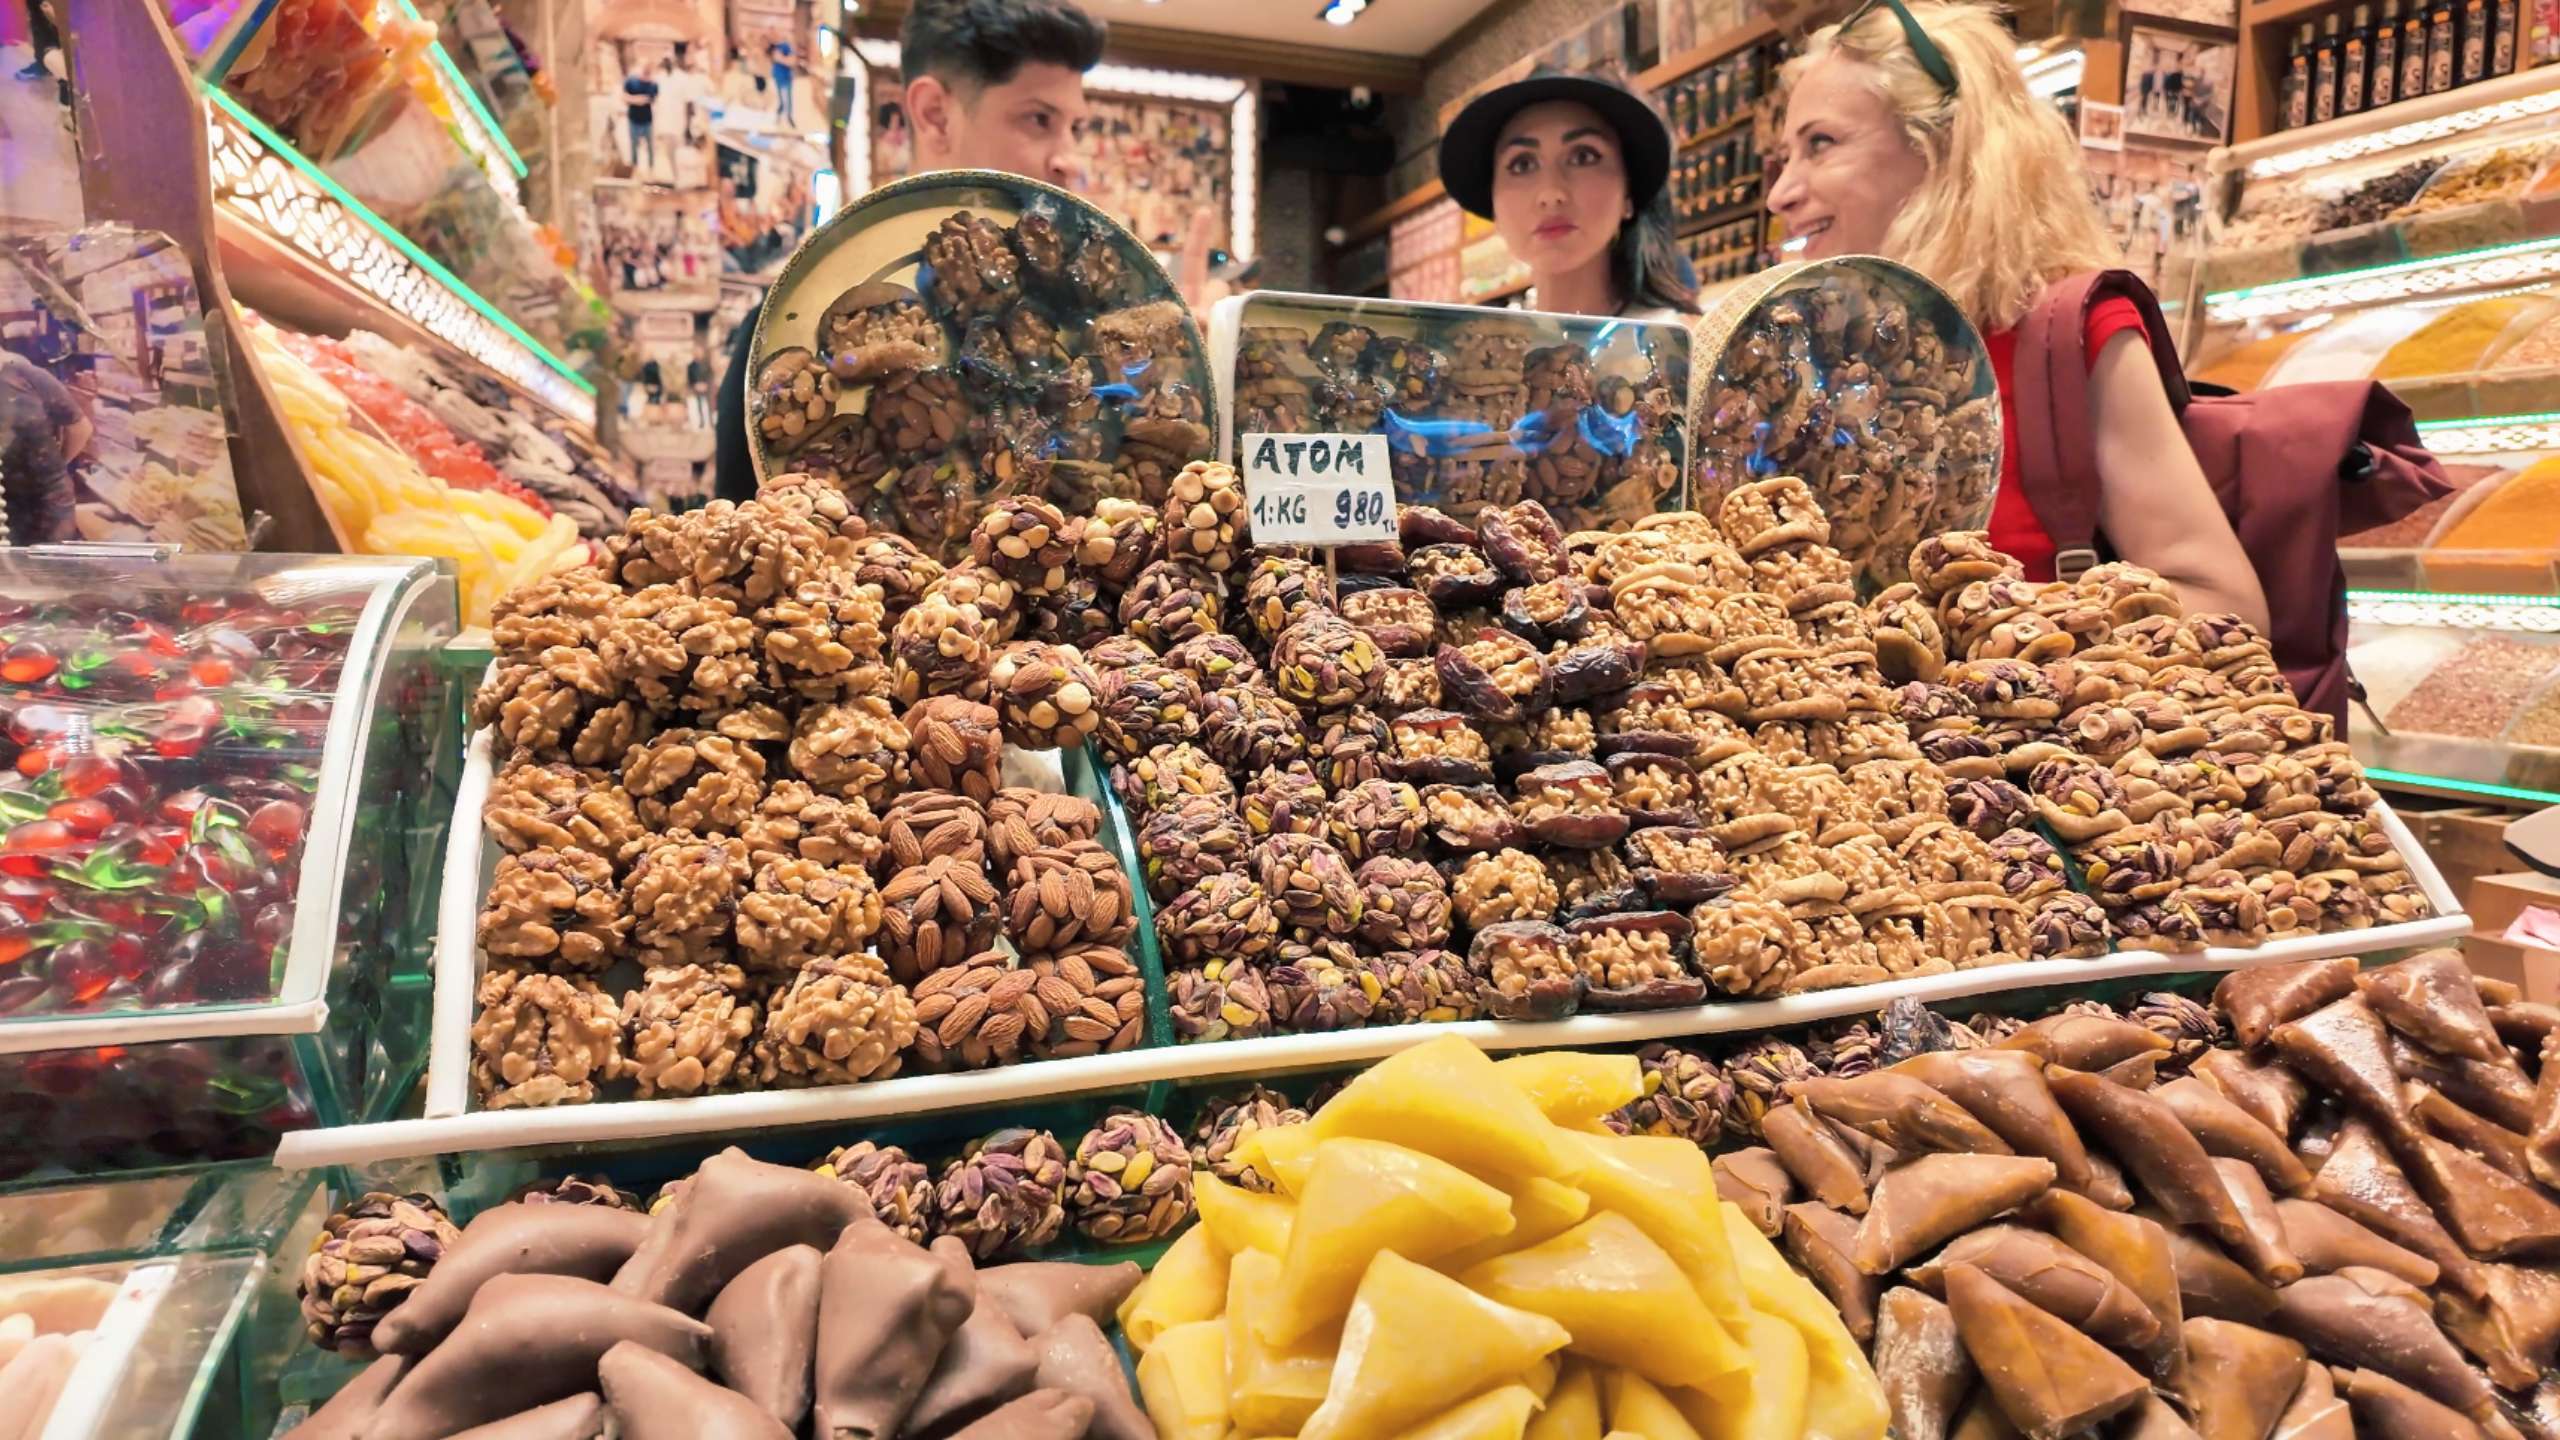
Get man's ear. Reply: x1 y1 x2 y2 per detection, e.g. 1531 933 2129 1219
906 74 955 160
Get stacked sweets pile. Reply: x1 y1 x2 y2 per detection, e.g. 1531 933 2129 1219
462 473 1163 1109
1710 950 2560 1440
753 208 1215 559
1887 531 2427 952
1102 474 2422 1043
283 1146 1174 1440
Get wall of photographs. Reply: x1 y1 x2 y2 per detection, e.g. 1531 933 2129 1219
585 0 832 503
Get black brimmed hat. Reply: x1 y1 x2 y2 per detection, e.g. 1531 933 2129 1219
1438 70 1675 220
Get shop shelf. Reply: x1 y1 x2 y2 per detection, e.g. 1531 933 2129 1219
277 727 2465 1168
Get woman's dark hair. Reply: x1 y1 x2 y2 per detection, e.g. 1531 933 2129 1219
900 0 1107 90
1620 181 1701 315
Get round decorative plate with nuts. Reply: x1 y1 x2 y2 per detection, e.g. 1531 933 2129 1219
747 171 1219 563
1687 256 2001 595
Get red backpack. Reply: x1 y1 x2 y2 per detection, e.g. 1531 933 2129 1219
2010 270 2455 728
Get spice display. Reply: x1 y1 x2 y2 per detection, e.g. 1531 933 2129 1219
2381 633 2558 737
2373 294 2554 380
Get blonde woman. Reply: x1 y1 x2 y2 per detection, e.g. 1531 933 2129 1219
1768 0 2268 629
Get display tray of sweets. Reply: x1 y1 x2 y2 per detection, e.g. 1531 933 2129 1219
744 171 1219 564
1203 290 1693 535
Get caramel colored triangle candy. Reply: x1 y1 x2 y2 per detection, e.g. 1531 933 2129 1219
2403 1130 2560 1262
1949 1392 2025 1440
2335 1365 2491 1440
1794 1072 2015 1156
1496 1051 1644 1127
2361 948 2504 1062
1907 1224 2160 1351
2389 1033 2536 1133
2209 1158 2303 1286
2410 1082 2535 1182
1312 1035 1574 1186
2216 958 2358 1048
2050 1068 2292 1282
2313 1119 2488 1300
1465 1210 1747 1384
2274 1198 2439 1288
946 1389 1092 1440
2191 1049 2310 1145
1031 1315 1151 1440
364 1275 711 1440
1942 1262 2149 1440
2156 1076 2315 1197
2029 1189 2187 1395
811 1220 974 1440
442 1395 609 1440
599 1340 790 1440
1855 1153 2057 1276
1388 1385 1542 1440
2268 1273 2492 1418
376 1204 651 1356
980 1259 1144 1341
2536 1034 2560 1193
2439 1262 2560 1393
2156 1220 2278 1324
613 1148 872 1315
1893 1049 2096 1198
1264 1137 1515 1345
1711 1148 1793 1239
1298 1252 1569 1440
2182 1318 2308 1440
2270 996 2419 1136
704 1244 821 1429
1997 1013 2171 1071
2269 1363 2354 1440
2116 1395 2204 1440
1763 1104 1873 1214
1782 1202 1880 1346
1873 1286 1972 1440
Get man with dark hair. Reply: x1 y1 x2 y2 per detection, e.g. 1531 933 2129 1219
711 0 1106 499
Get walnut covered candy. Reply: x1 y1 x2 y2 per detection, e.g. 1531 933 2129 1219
480 846 628 973
1005 839 1134 956
1067 1110 1196 1245
588 587 761 714
737 782 882 876
985 641 1102 749
1161 459 1249 574
474 644 646 767
1155 871 1281 967
620 727 767 833
814 1141 933 1243
755 951 917 1086
483 760 647 868
921 211 1022 323
1570 910 1703 1010
1472 919 1581 1020
1271 613 1384 711
1454 847 1559 930
624 962 758 1098
471 968 626 1108
624 829 752 966
788 697 910 808
905 695 1005 803
1514 760 1629 848
934 1127 1068 1260
1192 1087 1307 1192
1388 708 1494 785
736 858 884 975
1690 893 1809 997
1342 585 1437 658
1436 627 1551 722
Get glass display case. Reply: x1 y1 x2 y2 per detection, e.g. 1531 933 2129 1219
0 549 460 1177
2193 68 2560 802
1206 290 1693 534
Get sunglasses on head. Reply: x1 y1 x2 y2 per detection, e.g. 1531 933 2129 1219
1840 0 1962 96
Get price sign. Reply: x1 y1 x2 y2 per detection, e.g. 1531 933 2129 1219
1239 432 1397 547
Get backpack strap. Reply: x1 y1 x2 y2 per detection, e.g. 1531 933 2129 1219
2011 270 2190 582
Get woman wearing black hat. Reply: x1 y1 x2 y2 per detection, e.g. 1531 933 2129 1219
1438 67 1701 322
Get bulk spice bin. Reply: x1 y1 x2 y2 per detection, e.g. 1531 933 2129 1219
0 549 459 1177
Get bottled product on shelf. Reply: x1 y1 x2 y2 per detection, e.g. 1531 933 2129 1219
2271 0 2521 133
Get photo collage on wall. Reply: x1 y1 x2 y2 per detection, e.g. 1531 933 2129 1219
589 0 829 505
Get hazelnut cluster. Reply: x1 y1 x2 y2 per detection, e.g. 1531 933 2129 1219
467 485 1159 1107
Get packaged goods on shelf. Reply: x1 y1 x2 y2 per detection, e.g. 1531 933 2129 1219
190 0 434 162
745 175 1221 560
1206 291 1692 535
247 319 586 626
0 549 453 1177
